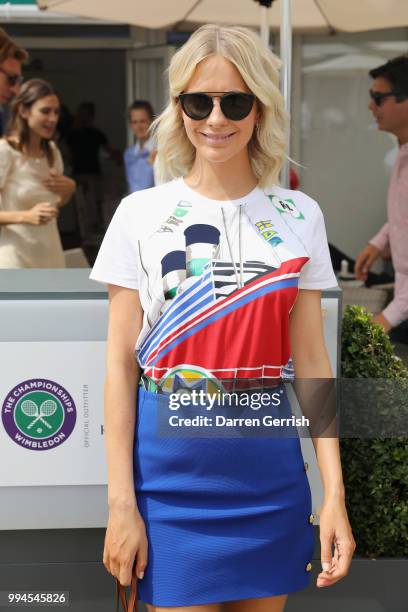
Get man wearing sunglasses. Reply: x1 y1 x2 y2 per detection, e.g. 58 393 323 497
355 55 408 333
0 28 28 135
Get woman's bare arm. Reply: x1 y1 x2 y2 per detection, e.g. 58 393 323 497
103 283 148 586
0 210 29 225
290 289 342 492
289 289 355 587
0 205 58 226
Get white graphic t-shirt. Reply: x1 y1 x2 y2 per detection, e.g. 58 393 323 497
90 178 337 388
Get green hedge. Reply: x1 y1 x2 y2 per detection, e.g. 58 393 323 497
340 306 408 557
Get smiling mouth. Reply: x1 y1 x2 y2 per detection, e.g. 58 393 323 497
200 133 235 142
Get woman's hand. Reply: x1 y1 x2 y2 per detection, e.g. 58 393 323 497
23 202 59 226
43 170 76 203
317 497 356 588
103 503 148 587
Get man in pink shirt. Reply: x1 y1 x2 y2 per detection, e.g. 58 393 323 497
355 56 408 332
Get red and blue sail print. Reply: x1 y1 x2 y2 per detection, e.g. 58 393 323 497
137 220 309 389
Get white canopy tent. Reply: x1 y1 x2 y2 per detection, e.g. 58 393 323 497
36 0 408 33
303 53 389 76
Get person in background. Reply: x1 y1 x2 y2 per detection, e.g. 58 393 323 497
124 100 156 193
0 28 28 136
355 55 408 332
0 79 76 268
67 101 118 228
67 102 114 176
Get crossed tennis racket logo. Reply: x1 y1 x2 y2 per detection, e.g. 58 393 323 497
21 399 57 430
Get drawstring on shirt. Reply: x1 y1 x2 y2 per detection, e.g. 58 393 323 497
221 204 244 290
239 204 243 288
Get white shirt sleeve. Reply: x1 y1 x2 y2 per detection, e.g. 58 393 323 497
298 205 338 290
89 197 141 289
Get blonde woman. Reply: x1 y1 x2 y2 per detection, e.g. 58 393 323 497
0 78 75 268
90 24 355 612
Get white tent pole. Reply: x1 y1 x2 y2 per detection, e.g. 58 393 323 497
260 5 269 46
280 0 292 188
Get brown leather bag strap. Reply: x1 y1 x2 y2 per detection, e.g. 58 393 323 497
127 575 138 610
116 575 138 612
116 579 127 612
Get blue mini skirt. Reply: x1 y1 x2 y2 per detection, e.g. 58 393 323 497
133 387 314 607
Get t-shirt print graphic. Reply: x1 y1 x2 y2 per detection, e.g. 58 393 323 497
137 214 309 393
89 179 338 392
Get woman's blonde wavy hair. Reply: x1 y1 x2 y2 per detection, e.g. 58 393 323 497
153 24 287 188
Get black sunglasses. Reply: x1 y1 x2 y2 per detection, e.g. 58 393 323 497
178 91 256 121
0 67 24 87
369 89 407 107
